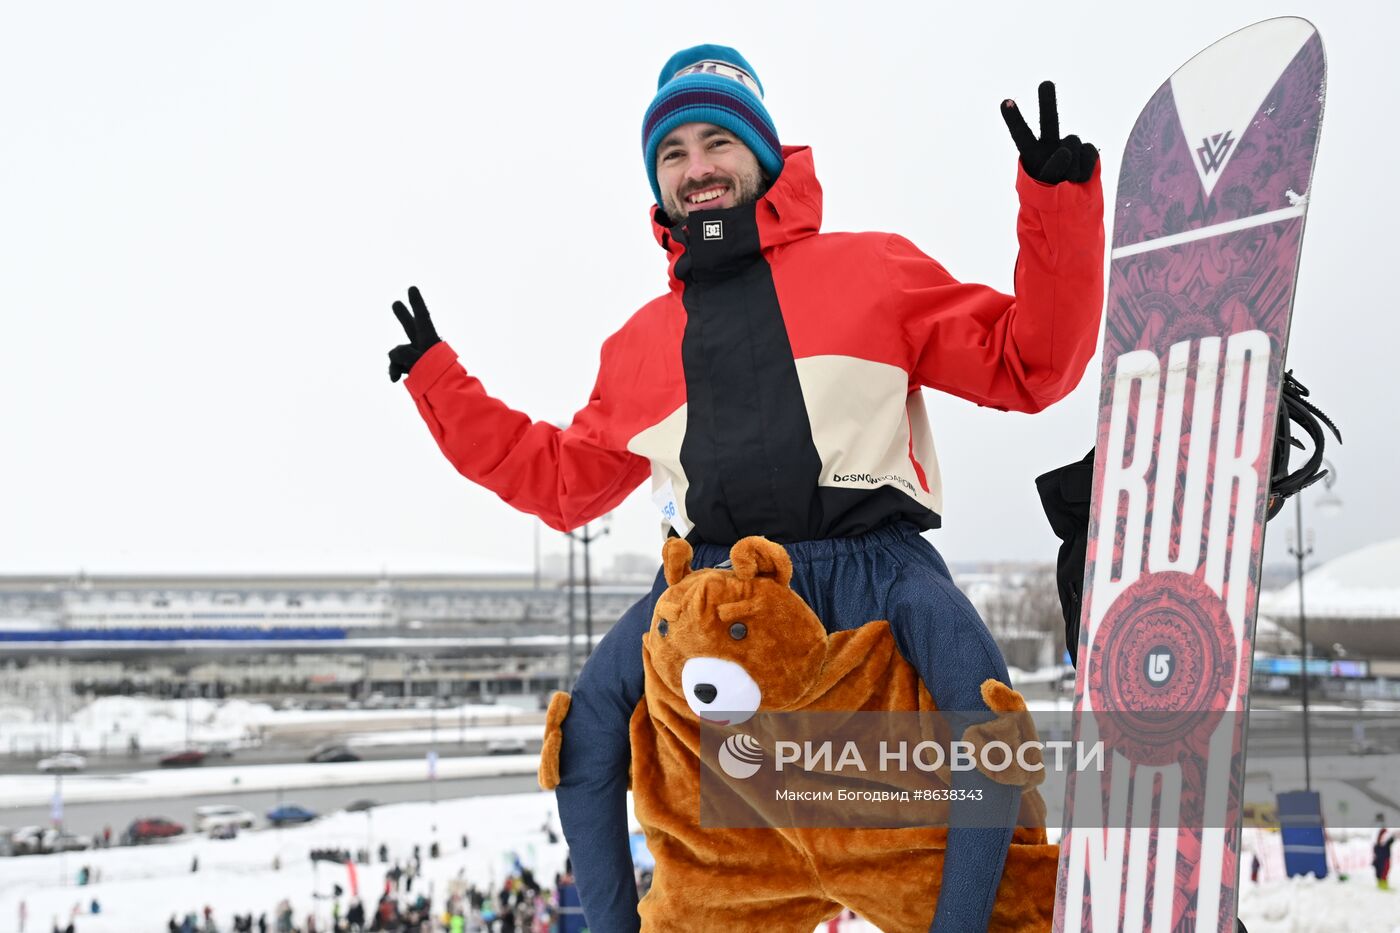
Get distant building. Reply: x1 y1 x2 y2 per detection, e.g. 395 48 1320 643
0 571 650 699
1259 537 1400 661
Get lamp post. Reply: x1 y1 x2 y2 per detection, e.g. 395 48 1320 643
1284 459 1340 793
567 519 611 662
184 677 194 749
1286 497 1315 792
583 522 603 660
565 531 576 688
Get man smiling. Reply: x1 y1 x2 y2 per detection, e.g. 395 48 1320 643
655 124 766 219
389 44 1103 931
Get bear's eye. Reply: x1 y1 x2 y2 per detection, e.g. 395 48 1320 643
729 622 747 640
657 619 669 637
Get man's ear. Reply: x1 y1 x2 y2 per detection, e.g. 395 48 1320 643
729 536 793 587
662 537 694 586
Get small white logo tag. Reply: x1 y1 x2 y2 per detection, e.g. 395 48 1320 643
702 220 723 240
652 479 692 537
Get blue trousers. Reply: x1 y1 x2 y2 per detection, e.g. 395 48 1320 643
555 522 1021 932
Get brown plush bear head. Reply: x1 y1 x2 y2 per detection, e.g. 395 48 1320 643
645 536 829 726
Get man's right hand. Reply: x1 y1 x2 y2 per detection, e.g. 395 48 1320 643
387 286 442 383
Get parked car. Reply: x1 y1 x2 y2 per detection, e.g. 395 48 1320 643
208 823 239 841
41 829 92 852
344 798 379 813
125 817 184 843
202 741 235 759
36 751 87 774
158 749 207 768
308 744 360 763
9 826 47 855
266 804 317 826
193 804 256 832
486 737 527 755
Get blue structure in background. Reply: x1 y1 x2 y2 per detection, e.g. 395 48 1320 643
1278 790 1329 878
557 878 587 933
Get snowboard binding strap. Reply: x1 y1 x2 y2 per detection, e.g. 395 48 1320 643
1265 370 1343 519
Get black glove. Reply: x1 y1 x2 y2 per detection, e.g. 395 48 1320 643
1001 81 1099 185
387 286 441 383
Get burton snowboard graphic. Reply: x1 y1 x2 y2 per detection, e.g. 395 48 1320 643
1053 18 1325 932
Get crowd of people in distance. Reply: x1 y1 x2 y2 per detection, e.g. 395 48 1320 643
16 838 585 933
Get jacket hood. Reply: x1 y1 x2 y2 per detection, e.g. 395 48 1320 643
651 145 823 290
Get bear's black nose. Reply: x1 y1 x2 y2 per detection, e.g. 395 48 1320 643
693 683 718 704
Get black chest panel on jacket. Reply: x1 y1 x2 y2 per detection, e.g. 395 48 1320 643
674 205 824 544
670 204 938 546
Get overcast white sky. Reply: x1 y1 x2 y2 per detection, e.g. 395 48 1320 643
1 2 1393 577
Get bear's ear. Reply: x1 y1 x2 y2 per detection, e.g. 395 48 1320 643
662 538 694 586
729 536 793 587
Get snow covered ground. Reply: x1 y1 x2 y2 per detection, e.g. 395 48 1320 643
4 790 1396 933
0 695 539 757
0 792 570 933
5 695 1400 931
832 823 1400 933
1237 827 1399 932
0 696 547 808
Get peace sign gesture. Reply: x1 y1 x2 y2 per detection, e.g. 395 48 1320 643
387 286 442 383
1001 81 1098 185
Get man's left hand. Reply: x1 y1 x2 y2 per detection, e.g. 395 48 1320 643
387 285 442 383
1001 81 1098 185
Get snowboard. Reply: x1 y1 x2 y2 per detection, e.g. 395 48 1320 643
1053 17 1326 933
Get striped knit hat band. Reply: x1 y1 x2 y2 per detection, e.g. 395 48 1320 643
642 45 784 207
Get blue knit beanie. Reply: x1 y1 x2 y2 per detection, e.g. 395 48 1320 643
642 44 784 207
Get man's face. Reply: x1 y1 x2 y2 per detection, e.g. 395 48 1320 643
656 123 765 224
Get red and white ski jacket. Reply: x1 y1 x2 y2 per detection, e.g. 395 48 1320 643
405 146 1104 545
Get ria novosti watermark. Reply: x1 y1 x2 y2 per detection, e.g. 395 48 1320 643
697 709 1390 831
717 732 1101 780
700 709 1086 829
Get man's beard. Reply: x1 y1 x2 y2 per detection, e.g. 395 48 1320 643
661 166 768 226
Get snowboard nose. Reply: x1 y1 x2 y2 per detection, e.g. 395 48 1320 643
693 683 718 704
